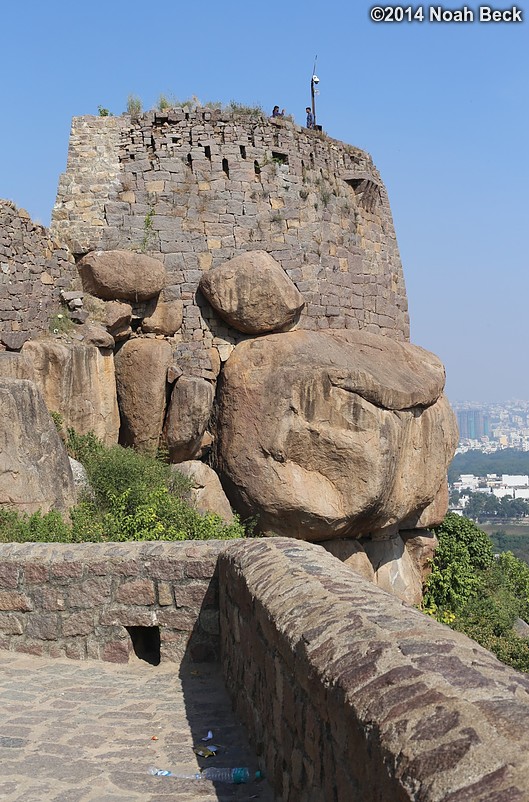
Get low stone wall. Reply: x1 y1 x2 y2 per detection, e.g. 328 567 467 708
2 537 529 799
0 541 225 662
219 538 529 802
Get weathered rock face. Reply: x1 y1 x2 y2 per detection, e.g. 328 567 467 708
0 379 75 514
164 377 214 462
214 330 458 541
22 341 120 446
78 250 166 302
400 478 449 530
199 250 305 334
142 299 183 336
173 461 234 523
320 540 375 583
321 531 437 604
114 339 172 452
362 536 422 606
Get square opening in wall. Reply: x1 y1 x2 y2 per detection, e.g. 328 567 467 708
125 626 161 666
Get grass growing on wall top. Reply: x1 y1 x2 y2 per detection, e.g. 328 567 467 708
0 430 246 544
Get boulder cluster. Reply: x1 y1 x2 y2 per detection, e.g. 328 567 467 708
0 248 458 604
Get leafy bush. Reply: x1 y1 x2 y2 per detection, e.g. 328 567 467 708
0 509 71 543
423 513 494 615
0 433 246 543
423 512 529 672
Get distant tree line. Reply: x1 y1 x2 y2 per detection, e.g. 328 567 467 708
451 490 529 522
448 448 529 484
490 531 529 565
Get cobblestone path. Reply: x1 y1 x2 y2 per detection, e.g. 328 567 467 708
0 651 276 802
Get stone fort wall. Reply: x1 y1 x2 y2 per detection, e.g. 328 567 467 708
0 202 76 350
51 109 409 373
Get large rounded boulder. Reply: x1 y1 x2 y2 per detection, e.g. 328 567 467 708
78 250 166 302
213 330 457 541
199 250 304 334
114 339 173 452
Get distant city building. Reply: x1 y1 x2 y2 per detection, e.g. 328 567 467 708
452 400 529 455
456 409 490 440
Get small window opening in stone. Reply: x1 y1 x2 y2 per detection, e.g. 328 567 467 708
273 131 279 147
185 112 190 121
204 145 211 161
239 145 247 159
187 153 193 172
310 152 315 167
125 626 161 666
222 158 230 178
172 137 179 144
272 151 289 166
254 160 261 178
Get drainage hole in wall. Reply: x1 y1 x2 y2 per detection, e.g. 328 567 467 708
125 626 161 666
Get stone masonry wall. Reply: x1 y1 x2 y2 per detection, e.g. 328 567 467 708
0 202 76 350
219 538 529 802
0 541 225 663
52 109 409 374
2 538 529 799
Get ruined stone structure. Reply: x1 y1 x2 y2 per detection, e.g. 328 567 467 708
51 108 409 373
0 108 457 601
0 201 76 350
0 109 526 801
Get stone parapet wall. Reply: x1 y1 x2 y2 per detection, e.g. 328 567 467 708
0 202 76 349
0 541 225 663
51 109 409 373
219 538 529 802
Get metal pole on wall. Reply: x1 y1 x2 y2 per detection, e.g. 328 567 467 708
311 56 320 128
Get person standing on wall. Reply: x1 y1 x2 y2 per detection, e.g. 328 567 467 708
305 107 314 128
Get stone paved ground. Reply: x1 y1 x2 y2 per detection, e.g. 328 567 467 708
0 651 276 802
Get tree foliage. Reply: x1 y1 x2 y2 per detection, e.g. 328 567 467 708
449 448 529 483
423 513 529 672
463 491 529 522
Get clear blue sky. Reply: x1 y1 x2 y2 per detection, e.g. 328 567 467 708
1 1 527 402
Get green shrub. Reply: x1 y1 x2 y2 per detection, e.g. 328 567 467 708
0 432 245 544
423 513 494 615
127 94 142 117
423 513 529 672
0 509 71 543
49 313 73 335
